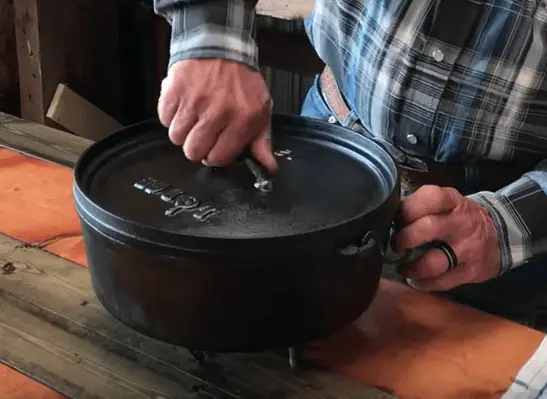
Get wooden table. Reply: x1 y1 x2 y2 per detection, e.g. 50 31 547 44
0 111 546 399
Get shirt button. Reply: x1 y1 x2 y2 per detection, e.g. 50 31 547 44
432 48 444 62
328 116 337 124
406 134 418 145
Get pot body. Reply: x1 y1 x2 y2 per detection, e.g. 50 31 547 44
73 114 402 352
79 218 389 352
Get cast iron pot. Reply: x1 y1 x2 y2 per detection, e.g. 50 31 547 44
73 114 438 353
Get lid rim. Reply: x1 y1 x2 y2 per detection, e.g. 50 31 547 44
73 114 399 253
74 181 397 254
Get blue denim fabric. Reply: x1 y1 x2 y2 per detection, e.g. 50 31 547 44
300 76 332 122
300 77 547 321
301 75 360 129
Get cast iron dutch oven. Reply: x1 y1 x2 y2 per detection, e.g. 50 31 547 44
73 114 442 352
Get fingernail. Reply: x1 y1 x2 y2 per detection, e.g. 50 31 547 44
201 160 210 166
406 278 423 291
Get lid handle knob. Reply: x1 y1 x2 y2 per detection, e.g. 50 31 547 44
242 157 273 193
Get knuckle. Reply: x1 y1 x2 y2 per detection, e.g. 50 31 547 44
184 149 201 162
158 112 170 128
157 99 176 122
183 142 203 161
420 214 438 233
418 184 444 199
240 108 261 123
462 264 477 281
160 74 174 93
417 257 437 277
168 126 185 145
245 99 269 117
426 251 446 273
408 251 444 278
168 131 182 146
443 186 460 198
444 187 462 206
207 152 234 167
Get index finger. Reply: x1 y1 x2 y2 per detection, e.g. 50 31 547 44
398 185 459 225
250 123 278 173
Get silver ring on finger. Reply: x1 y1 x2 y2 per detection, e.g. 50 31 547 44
438 242 459 271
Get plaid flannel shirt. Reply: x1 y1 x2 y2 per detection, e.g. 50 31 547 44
154 0 547 273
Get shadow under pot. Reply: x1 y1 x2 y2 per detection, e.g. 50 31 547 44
72 114 448 353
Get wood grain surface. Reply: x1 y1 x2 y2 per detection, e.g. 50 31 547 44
257 0 314 19
0 110 395 398
0 0 16 92
13 0 122 125
0 113 546 399
0 231 395 399
0 112 91 168
46 84 123 141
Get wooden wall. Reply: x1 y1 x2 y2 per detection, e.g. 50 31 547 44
3 1 322 127
257 16 317 115
0 0 19 115
13 0 121 126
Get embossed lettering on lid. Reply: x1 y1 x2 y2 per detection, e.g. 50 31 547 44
81 124 388 240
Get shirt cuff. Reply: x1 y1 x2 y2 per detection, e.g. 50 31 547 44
468 162 547 273
157 0 259 71
501 334 547 398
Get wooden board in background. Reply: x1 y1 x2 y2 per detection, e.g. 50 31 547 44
0 112 92 168
46 84 123 141
257 0 314 19
13 0 122 126
0 0 16 92
0 231 396 399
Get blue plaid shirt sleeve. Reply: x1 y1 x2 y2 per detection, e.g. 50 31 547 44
304 0 547 272
153 0 259 71
469 163 547 273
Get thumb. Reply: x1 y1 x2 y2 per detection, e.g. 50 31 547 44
250 124 278 173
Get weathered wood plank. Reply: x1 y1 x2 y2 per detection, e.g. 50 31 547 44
46 83 123 141
0 0 16 92
13 0 62 125
13 0 122 125
0 232 396 399
0 112 92 168
257 0 314 20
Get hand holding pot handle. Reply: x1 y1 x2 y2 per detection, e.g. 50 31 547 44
341 185 503 293
383 238 458 270
338 231 458 274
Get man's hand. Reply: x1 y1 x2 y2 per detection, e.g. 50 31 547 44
394 185 502 291
157 59 278 172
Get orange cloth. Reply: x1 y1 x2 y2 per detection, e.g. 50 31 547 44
0 147 543 399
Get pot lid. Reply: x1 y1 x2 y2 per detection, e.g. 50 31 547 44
74 115 398 253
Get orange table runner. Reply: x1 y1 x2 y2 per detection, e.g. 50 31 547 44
0 146 544 399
